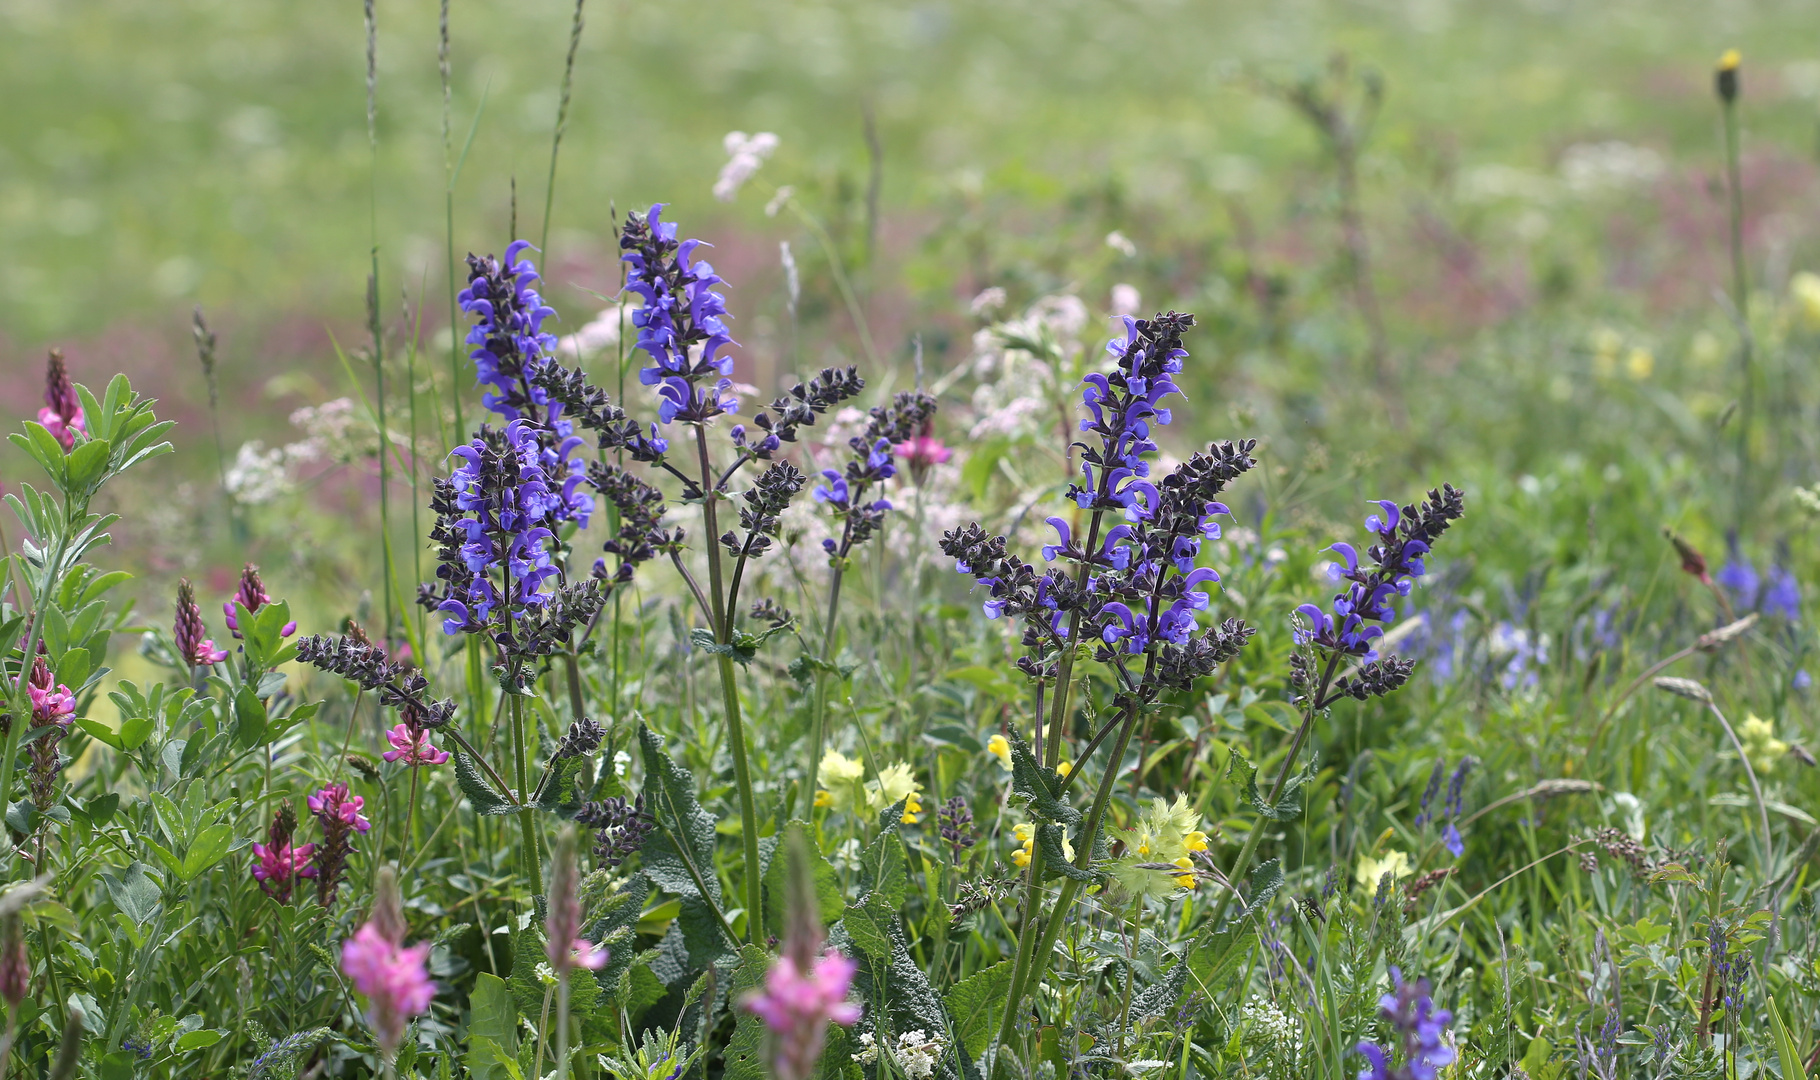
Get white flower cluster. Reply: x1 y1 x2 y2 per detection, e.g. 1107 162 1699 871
714 131 779 202
1240 996 1300 1058
852 1029 946 1080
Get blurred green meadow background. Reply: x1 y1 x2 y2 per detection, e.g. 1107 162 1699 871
5 0 1820 623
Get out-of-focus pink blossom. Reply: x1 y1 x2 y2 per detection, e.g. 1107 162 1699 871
742 951 862 1080
895 435 953 469
381 724 451 767
340 922 435 1057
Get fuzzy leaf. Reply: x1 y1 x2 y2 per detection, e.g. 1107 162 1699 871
1007 726 1080 826
533 755 589 815
1225 751 1309 822
1037 824 1097 882
763 820 845 940
455 753 517 816
721 945 773 1080
639 724 732 972
944 960 1014 1057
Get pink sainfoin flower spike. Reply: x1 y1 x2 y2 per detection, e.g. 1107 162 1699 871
174 579 228 667
741 833 861 1080
382 724 451 767
251 802 316 903
37 349 85 451
309 782 371 906
224 563 297 639
307 783 372 833
26 656 74 730
341 867 435 1060
546 827 610 974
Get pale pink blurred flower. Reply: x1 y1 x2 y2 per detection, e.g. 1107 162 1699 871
1110 283 1142 317
740 834 860 1080
341 923 435 1057
742 951 862 1080
970 287 1006 316
714 132 780 202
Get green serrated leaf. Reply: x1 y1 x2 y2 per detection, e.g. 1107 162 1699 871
763 821 845 941
455 753 516 816
944 960 1014 1057
1007 726 1080 825
721 945 773 1080
1225 751 1309 822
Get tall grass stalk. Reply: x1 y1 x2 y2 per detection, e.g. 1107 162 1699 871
539 0 586 261
365 0 395 650
1718 52 1754 529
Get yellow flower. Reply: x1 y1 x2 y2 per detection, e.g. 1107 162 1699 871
1056 760 1072 777
817 750 867 813
1108 795 1207 899
1624 347 1654 380
1791 272 1820 331
1718 48 1741 72
1355 850 1413 892
900 792 924 825
1590 326 1622 377
1010 822 1071 867
987 734 1013 771
1172 857 1196 890
1740 713 1789 774
1011 823 1035 867
866 762 919 815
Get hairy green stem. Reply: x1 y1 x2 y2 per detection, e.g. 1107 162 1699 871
693 425 763 943
804 563 846 810
510 694 544 895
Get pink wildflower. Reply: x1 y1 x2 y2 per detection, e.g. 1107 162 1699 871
894 417 953 477
740 832 861 1080
307 783 371 834
38 349 85 451
252 841 317 895
545 826 609 974
223 564 296 639
742 952 862 1080
381 724 451 767
174 579 229 667
26 657 74 730
340 923 435 1056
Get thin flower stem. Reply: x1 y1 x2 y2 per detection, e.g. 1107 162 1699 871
1045 508 1108 765
1207 650 1342 929
804 561 846 810
555 972 572 1080
510 693 544 896
539 0 586 261
692 424 763 944
1720 91 1753 528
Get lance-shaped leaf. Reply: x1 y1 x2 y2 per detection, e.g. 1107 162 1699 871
1037 824 1098 883
1226 750 1310 822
